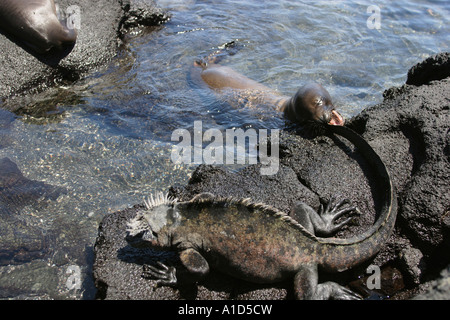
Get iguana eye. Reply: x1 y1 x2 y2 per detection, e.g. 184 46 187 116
315 97 324 107
166 208 180 224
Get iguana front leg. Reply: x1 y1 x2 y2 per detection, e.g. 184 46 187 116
290 196 360 236
143 248 210 286
143 262 177 285
294 264 361 300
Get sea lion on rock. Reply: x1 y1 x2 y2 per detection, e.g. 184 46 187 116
0 0 77 54
194 61 345 126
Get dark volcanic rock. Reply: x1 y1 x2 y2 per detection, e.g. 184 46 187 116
93 52 450 299
406 52 450 86
120 0 171 31
173 163 319 213
351 77 450 251
414 265 450 300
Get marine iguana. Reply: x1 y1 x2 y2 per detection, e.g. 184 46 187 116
126 125 397 300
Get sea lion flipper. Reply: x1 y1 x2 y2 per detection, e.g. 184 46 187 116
194 40 245 69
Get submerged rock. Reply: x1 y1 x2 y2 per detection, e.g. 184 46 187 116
0 158 63 211
0 157 65 265
93 52 450 299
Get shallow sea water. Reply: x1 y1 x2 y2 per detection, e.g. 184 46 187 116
0 0 448 299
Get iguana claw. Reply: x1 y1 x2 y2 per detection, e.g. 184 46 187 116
315 196 359 236
143 262 177 286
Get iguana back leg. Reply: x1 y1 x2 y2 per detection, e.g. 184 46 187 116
290 196 359 236
294 265 361 300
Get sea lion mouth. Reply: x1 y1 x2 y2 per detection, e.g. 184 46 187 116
328 110 345 126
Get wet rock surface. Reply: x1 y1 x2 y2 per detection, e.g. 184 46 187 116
93 53 450 299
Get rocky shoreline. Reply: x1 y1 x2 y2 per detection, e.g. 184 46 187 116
93 52 450 299
0 0 448 300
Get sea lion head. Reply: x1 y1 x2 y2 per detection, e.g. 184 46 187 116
287 83 345 126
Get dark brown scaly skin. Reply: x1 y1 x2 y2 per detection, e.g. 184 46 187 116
126 126 397 300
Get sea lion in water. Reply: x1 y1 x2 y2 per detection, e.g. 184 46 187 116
194 61 345 126
0 0 77 54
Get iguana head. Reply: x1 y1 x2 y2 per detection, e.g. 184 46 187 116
126 192 179 249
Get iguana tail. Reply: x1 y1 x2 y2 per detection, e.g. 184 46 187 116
318 125 397 272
